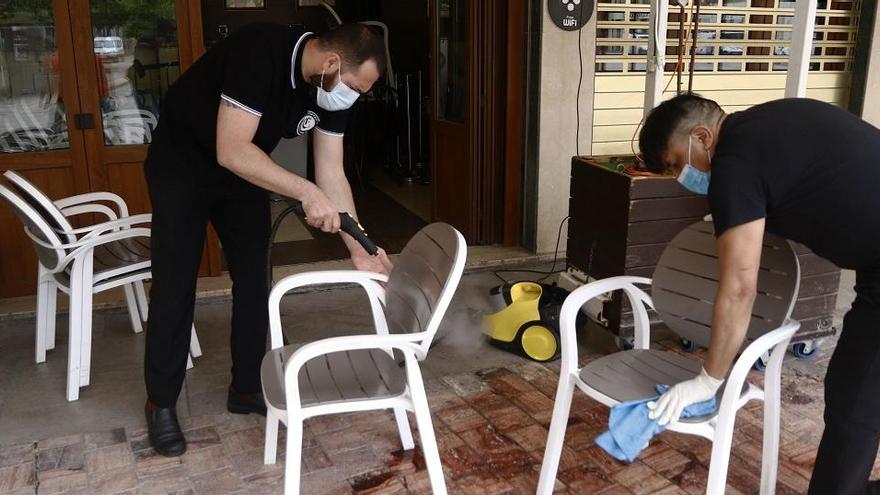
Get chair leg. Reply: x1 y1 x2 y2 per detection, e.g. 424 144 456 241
706 407 737 495
761 345 786 494
66 267 85 402
537 373 577 495
134 280 149 322
189 324 202 358
46 282 57 351
123 284 143 334
264 408 280 465
394 406 415 451
284 414 304 495
407 367 448 495
78 258 95 388
35 273 49 364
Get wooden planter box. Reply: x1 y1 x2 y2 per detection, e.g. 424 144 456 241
566 155 839 344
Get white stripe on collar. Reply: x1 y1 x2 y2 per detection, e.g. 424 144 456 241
290 31 313 90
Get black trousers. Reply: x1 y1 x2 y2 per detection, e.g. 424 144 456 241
809 265 880 494
143 130 270 407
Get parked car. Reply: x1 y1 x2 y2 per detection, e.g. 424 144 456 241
93 36 124 57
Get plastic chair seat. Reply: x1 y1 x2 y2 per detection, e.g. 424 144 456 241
580 349 741 422
53 238 152 288
261 345 407 411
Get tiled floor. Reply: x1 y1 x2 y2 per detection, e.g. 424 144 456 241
1 268 876 494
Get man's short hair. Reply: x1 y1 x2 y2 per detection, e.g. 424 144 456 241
318 23 387 77
639 93 723 173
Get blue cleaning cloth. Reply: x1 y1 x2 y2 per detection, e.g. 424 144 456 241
595 384 717 462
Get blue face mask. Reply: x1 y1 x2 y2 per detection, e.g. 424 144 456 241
677 135 711 195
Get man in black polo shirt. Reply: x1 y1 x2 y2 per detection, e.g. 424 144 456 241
143 23 393 456
638 95 880 494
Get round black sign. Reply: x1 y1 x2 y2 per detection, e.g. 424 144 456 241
548 0 594 31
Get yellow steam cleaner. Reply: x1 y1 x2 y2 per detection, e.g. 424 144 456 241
482 282 584 362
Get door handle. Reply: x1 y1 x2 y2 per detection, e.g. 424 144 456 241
74 113 95 130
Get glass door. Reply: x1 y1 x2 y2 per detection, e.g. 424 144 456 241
430 0 474 238
0 0 94 297
67 0 219 276
67 0 183 203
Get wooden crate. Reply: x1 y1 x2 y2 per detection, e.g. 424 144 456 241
566 155 838 343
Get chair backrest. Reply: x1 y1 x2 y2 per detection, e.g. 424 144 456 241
651 221 799 348
3 170 77 244
0 182 68 271
383 223 466 354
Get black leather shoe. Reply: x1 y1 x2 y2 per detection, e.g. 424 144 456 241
145 402 186 457
227 387 267 416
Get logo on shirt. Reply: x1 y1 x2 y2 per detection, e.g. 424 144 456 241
296 111 318 135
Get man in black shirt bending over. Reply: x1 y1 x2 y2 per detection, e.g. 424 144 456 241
639 94 880 494
143 23 393 456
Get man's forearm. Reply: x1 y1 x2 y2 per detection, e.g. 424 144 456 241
704 285 756 379
218 141 315 201
315 167 366 255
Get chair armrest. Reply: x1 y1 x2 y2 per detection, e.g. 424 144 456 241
59 203 118 223
268 270 390 350
26 225 151 272
54 191 130 218
716 319 800 420
69 214 152 238
282 334 423 406
558 276 654 373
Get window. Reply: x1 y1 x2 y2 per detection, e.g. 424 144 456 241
594 0 859 74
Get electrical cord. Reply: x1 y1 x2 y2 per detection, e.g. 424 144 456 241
493 215 571 284
575 0 585 157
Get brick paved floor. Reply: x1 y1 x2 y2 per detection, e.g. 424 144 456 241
3 337 878 495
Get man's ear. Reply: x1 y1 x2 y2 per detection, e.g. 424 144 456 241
692 125 714 150
322 52 341 73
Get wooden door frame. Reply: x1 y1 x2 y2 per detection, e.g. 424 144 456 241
503 0 526 246
429 0 526 246
66 0 222 276
0 0 91 194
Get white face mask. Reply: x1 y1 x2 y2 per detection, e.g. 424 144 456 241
316 63 360 112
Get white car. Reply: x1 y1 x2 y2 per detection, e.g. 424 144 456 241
93 36 124 57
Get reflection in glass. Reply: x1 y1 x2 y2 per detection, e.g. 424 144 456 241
0 1 69 153
597 29 625 39
596 63 624 72
225 0 265 8
90 0 180 146
436 0 464 123
597 46 624 55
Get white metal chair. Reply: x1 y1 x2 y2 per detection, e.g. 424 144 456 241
260 223 466 495
0 173 200 401
537 221 801 495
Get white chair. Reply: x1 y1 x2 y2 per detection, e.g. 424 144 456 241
5 170 149 347
4 170 201 367
537 221 801 495
102 109 158 145
0 174 200 401
260 223 465 495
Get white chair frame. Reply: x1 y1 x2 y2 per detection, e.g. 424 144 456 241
537 271 800 494
1 172 201 401
263 225 466 495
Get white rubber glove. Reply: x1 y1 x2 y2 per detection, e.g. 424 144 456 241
647 367 723 426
